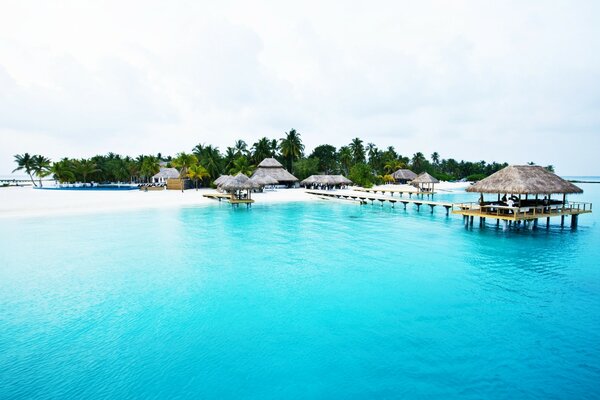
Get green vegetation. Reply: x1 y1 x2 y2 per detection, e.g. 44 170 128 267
13 129 553 187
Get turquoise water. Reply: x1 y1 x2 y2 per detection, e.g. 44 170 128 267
1 185 599 399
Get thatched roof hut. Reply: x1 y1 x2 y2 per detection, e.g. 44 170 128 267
214 175 232 186
220 173 260 192
412 172 439 193
467 165 582 195
412 172 439 184
251 175 278 187
152 167 180 183
392 169 417 183
300 174 352 187
251 158 298 185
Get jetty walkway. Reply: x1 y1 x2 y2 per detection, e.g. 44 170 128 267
306 189 453 214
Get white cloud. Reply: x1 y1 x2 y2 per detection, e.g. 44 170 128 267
1 0 599 175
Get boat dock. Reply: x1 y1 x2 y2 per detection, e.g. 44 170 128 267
306 190 453 214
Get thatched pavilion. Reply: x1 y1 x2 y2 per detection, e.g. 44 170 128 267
392 169 417 184
251 175 278 191
251 158 299 187
300 175 352 189
454 165 591 228
219 173 259 205
412 172 439 193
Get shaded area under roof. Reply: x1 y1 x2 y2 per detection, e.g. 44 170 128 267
467 165 583 195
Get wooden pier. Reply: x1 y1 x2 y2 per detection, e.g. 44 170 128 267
203 193 255 206
306 189 592 228
306 190 453 214
353 187 435 198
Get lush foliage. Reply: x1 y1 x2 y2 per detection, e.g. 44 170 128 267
14 129 553 187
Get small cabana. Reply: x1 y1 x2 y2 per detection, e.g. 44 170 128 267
412 172 439 193
219 173 260 204
392 169 417 184
456 165 591 227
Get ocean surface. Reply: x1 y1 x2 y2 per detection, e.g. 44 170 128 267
1 184 599 399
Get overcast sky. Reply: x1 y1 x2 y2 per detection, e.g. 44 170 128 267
1 0 599 175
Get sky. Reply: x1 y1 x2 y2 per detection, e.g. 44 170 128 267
1 0 599 175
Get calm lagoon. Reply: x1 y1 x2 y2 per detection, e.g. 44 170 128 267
1 184 599 399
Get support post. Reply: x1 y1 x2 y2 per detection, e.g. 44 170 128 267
571 214 578 229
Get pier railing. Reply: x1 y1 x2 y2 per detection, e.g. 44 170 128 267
454 201 592 218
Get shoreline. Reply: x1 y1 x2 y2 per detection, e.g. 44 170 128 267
0 182 471 219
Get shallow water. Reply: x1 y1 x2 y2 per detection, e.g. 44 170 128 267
1 184 599 399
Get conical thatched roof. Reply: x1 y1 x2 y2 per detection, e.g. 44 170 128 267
467 165 583 194
257 158 284 168
300 175 318 186
412 172 439 184
214 175 232 186
252 158 298 183
220 173 260 191
392 169 417 181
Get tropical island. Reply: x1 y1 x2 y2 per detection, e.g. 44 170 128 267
8 129 555 189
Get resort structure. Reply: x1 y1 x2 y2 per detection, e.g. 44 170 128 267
152 167 179 184
412 172 439 193
392 169 417 184
251 158 299 187
300 175 352 189
453 165 592 228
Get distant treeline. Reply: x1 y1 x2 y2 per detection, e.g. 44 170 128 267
12 129 554 188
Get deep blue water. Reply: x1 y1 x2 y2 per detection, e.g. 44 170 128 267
0 185 599 399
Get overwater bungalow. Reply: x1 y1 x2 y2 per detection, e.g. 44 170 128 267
453 165 592 227
251 158 299 187
412 172 439 193
392 169 417 184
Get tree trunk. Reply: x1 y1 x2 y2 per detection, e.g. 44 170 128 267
29 173 37 187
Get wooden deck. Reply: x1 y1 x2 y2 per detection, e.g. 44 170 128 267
203 193 255 206
306 190 453 213
452 202 592 221
354 187 434 197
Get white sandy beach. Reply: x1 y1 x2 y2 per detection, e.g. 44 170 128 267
0 182 471 219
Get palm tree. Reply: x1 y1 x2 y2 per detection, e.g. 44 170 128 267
338 146 353 175
279 129 304 172
12 153 37 186
171 152 198 192
223 147 237 173
229 156 254 176
411 152 427 173
139 156 160 183
50 159 75 183
384 159 405 174
349 137 365 164
32 155 51 187
431 152 440 166
251 137 273 164
73 159 100 183
233 140 248 158
187 164 209 190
